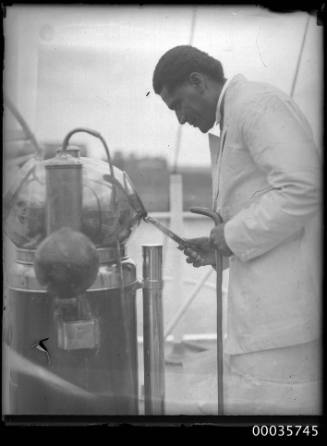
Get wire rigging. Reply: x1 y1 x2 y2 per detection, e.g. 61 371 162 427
290 14 311 99
172 7 198 173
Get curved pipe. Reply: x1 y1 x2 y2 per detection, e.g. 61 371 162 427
61 127 117 213
61 127 115 179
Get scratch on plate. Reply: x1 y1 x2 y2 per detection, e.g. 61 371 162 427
256 31 267 68
33 337 51 365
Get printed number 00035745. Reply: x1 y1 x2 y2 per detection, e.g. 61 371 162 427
252 425 318 437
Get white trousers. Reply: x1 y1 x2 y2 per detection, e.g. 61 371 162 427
187 340 321 415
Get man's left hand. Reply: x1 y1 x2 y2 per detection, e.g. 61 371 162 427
209 223 233 257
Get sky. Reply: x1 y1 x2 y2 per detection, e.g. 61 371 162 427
4 5 323 167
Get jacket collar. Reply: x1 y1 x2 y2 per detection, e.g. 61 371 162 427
209 73 247 137
221 73 247 123
215 77 233 125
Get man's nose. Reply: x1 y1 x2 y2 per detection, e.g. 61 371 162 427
176 110 186 125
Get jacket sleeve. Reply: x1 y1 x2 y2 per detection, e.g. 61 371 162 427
224 94 321 262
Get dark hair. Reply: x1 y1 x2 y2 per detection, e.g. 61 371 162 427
152 45 224 94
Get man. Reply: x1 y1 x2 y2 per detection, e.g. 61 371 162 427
152 45 321 414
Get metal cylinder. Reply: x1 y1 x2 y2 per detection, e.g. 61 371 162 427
6 249 140 415
142 245 165 415
45 151 82 234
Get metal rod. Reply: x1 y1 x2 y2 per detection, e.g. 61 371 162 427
215 249 224 415
190 207 224 415
145 216 187 248
142 245 165 415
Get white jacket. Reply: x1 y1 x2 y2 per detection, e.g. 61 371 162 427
209 74 321 354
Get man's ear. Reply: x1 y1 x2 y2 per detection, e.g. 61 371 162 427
188 72 206 92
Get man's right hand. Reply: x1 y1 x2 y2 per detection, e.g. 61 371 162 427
178 237 230 269
178 237 216 268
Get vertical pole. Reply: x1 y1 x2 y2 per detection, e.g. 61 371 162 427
167 7 197 350
2 330 10 414
215 249 224 415
167 7 197 354
169 174 185 352
142 245 165 415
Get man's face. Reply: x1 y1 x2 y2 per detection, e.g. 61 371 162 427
160 78 216 133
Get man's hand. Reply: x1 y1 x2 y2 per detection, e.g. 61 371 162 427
178 237 215 268
209 223 233 257
178 224 233 268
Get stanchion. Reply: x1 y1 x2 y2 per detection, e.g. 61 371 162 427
142 245 165 414
166 173 186 363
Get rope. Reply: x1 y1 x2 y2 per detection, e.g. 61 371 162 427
172 7 198 173
290 15 311 98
